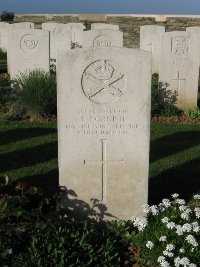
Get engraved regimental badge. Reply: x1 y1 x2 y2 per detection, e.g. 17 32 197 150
20 34 38 53
81 60 126 104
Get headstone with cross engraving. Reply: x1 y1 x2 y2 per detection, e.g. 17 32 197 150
82 25 123 48
57 47 151 220
8 29 50 79
159 31 199 110
0 22 9 52
67 23 85 48
140 25 165 74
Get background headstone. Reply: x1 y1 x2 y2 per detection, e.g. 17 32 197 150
186 26 200 65
7 22 35 73
140 25 165 74
57 47 151 220
8 29 50 79
67 23 85 48
91 23 119 31
0 22 9 52
42 22 71 60
159 31 199 110
82 28 123 48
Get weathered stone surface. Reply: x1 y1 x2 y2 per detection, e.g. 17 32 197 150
79 14 107 21
67 23 85 48
42 22 71 59
57 47 151 220
0 22 9 52
159 31 199 110
140 25 165 73
82 29 123 48
7 22 35 73
91 23 119 31
186 26 200 64
8 29 50 79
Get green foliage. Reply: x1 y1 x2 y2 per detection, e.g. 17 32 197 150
185 107 200 119
0 48 7 60
0 10 14 21
151 74 181 117
15 70 57 119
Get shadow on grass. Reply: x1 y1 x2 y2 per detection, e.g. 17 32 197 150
150 130 200 163
0 127 57 146
148 156 200 205
0 141 57 172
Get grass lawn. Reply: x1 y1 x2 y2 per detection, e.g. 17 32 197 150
0 120 200 204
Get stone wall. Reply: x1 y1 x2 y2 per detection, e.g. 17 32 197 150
12 14 200 48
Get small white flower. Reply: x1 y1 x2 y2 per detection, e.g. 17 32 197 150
159 236 167 242
157 256 166 263
150 205 159 215
132 217 148 231
176 225 183 236
166 222 176 229
166 244 175 251
175 198 186 205
163 250 174 257
179 205 187 212
161 217 169 224
181 212 190 220
172 193 180 199
189 264 197 267
142 204 150 214
179 257 190 265
193 194 200 200
146 241 154 249
192 222 200 233
179 248 185 253
162 198 171 208
194 207 200 218
186 235 198 247
160 260 170 267
191 247 194 252
174 257 181 267
182 223 192 232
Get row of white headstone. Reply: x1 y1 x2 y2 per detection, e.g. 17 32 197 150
0 21 123 79
140 25 200 109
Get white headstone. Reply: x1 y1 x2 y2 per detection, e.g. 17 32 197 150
0 22 9 52
8 29 50 79
82 29 123 48
7 22 35 73
186 26 200 64
91 23 119 31
57 47 151 220
159 31 199 110
140 25 165 74
67 23 85 48
42 22 71 60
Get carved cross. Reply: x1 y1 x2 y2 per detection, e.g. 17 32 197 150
171 71 186 94
84 139 124 202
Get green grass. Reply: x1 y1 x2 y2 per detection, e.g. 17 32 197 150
0 120 200 204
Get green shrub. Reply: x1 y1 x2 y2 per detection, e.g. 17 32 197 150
159 104 181 117
185 107 200 120
15 70 57 120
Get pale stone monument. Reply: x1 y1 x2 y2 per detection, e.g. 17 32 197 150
159 31 199 110
7 22 35 73
0 22 9 52
42 22 71 60
57 47 151 220
140 25 165 74
186 26 200 64
82 27 123 48
91 23 119 31
67 23 85 48
8 29 50 79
